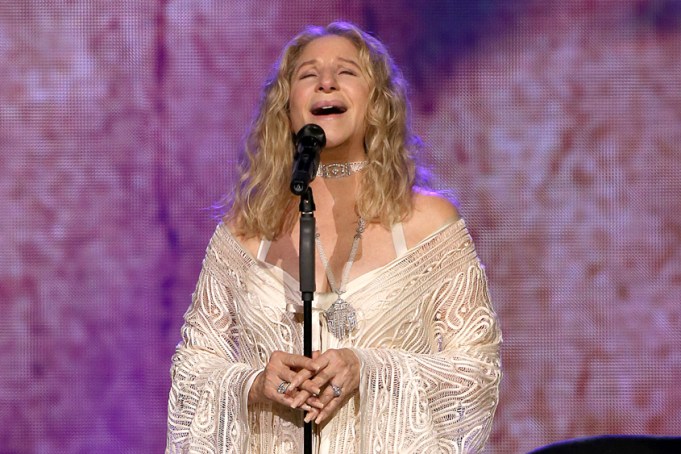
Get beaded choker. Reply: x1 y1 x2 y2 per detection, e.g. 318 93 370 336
317 161 368 179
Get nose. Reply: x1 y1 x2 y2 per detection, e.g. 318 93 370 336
317 69 337 92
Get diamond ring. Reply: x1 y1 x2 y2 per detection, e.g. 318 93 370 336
277 381 291 394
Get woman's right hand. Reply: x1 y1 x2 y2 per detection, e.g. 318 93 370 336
248 350 322 410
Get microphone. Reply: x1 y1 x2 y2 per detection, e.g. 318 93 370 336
290 124 326 195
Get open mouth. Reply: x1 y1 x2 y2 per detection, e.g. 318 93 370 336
311 105 347 116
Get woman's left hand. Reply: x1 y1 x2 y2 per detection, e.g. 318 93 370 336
289 348 361 425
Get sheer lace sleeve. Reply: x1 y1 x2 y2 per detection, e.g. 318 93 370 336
350 222 502 453
166 261 261 453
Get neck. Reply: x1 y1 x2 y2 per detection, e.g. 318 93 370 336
309 171 360 208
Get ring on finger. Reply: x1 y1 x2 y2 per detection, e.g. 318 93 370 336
277 381 291 394
331 384 342 398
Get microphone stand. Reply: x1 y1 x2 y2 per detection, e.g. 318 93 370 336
298 187 315 454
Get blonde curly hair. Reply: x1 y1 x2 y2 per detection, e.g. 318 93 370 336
227 21 421 239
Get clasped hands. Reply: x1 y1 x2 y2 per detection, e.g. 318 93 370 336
248 348 360 425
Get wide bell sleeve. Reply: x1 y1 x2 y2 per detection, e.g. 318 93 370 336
350 224 502 454
166 262 262 454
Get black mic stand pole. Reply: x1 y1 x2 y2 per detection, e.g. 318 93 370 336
298 187 315 454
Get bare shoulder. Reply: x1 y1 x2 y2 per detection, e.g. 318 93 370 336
412 189 460 222
403 189 461 247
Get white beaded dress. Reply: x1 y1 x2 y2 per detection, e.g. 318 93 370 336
166 217 502 453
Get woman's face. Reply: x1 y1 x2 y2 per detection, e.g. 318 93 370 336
288 35 371 155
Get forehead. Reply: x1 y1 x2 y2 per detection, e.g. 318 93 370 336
296 35 361 64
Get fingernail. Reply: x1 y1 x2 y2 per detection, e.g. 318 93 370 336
315 416 322 424
304 414 313 423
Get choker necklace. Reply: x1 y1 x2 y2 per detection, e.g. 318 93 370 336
317 161 368 179
316 217 366 339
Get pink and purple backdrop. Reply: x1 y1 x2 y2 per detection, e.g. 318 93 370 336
1 0 680 452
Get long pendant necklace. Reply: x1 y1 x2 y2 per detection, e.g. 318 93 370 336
315 217 366 339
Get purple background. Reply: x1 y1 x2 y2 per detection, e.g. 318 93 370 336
1 1 680 452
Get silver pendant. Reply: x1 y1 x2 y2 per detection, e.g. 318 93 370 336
324 298 357 339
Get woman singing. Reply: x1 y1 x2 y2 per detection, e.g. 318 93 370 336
167 21 502 454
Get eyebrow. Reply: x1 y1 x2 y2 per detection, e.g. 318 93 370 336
295 57 363 73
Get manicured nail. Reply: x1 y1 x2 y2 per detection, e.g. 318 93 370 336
304 414 313 423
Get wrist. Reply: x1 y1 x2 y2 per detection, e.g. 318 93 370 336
247 371 263 405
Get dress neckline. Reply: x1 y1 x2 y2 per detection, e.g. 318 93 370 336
222 217 466 296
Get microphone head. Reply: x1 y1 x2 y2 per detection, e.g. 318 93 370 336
295 124 326 149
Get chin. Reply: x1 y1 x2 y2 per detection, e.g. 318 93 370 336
321 132 351 148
